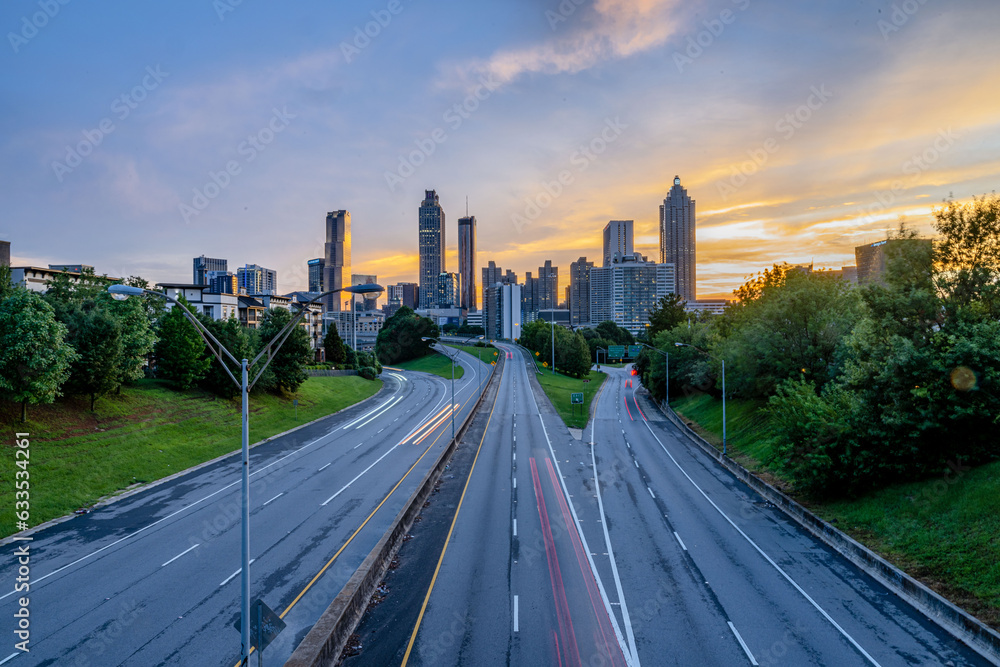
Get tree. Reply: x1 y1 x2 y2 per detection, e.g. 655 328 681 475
99 289 156 387
198 315 253 398
257 308 312 393
64 304 125 411
647 293 687 338
323 325 347 365
0 289 76 422
595 320 634 346
933 193 1000 317
375 306 438 364
155 297 210 390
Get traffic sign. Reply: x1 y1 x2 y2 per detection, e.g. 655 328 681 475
627 345 643 358
582 379 590 383
234 598 286 652
608 345 625 359
570 392 584 404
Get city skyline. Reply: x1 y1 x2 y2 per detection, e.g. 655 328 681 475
4 2 1000 301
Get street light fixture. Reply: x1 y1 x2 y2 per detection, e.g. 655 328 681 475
421 337 459 444
639 343 669 408
108 281 382 665
674 342 726 456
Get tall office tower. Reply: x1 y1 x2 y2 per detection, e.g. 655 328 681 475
537 260 558 310
485 283 522 341
419 190 446 309
351 273 379 311
569 257 594 326
458 215 477 311
206 270 238 295
237 264 278 295
436 272 460 308
590 253 676 335
308 258 325 293
193 256 227 285
659 176 696 302
324 210 351 312
522 271 539 323
602 220 634 267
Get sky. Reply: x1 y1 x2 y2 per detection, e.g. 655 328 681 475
3 0 1000 303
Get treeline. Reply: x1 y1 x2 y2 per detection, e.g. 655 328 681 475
636 194 1000 497
0 270 378 422
518 319 635 378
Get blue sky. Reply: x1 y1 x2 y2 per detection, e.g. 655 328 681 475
3 0 999 301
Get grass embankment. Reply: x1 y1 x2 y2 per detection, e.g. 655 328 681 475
445 344 500 366
0 376 381 537
527 354 606 429
671 393 1000 628
391 351 465 380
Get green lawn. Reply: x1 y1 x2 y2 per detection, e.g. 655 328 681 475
0 376 381 537
391 351 465 380
529 353 607 429
672 391 1000 628
445 343 500 367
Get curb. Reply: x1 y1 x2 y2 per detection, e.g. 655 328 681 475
0 379 391 548
644 389 1000 666
284 352 502 667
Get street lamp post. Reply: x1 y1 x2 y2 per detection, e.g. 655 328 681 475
596 346 607 368
639 343 669 408
109 281 382 665
674 342 726 456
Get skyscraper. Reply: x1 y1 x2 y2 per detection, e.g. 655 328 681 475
570 257 594 326
193 255 227 285
237 264 278 295
603 220 634 267
538 260 558 311
458 215 476 311
419 190 445 309
659 176 696 302
307 258 325 293
590 253 676 334
324 210 351 312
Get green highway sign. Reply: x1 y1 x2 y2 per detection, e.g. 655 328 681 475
570 392 584 404
628 345 643 358
608 345 625 359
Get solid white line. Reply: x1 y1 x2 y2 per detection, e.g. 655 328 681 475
527 362 638 667
673 531 687 551
262 492 283 506
647 487 655 499
513 477 516 489
219 558 255 586
513 595 519 632
0 652 18 665
640 417 882 666
318 462 331 471
321 445 400 506
162 544 199 567
728 622 759 665
355 395 403 430
513 519 517 537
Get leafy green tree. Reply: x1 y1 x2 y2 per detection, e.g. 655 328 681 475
375 306 438 364
198 315 253 398
0 289 76 422
99 289 156 387
257 308 312 393
647 293 687 338
155 297 210 390
0 265 13 302
933 193 1000 317
63 304 125 411
595 320 634 346
323 325 347 365
43 267 109 306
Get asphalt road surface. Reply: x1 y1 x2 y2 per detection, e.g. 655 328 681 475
0 347 491 667
396 344 993 667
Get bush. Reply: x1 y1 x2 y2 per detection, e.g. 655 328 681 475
358 366 378 381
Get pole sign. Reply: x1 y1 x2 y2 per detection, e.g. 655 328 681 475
570 392 584 404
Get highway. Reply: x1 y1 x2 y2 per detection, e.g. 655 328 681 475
0 346 491 666
395 346 993 666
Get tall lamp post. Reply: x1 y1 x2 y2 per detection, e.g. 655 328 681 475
596 346 607 368
458 334 485 397
421 337 459 443
109 282 382 665
639 343 669 408
674 342 726 456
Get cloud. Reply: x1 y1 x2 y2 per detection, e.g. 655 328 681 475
446 0 681 89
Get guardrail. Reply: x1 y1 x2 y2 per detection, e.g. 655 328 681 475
647 390 1000 666
284 350 503 667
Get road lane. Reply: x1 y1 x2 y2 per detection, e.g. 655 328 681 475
0 351 492 666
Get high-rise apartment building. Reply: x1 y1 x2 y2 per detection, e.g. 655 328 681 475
485 282 522 341
418 190 446 308
458 215 476 311
237 264 278 295
307 258 325 293
193 256 227 285
351 273 379 311
659 176 696 302
522 271 539 323
387 282 419 310
569 257 594 326
324 210 351 312
537 260 558 311
0 241 9 267
436 272 460 308
206 270 237 295
603 221 634 267
590 253 676 335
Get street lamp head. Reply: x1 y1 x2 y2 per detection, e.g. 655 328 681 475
674 342 685 347
107 284 145 301
345 283 384 296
